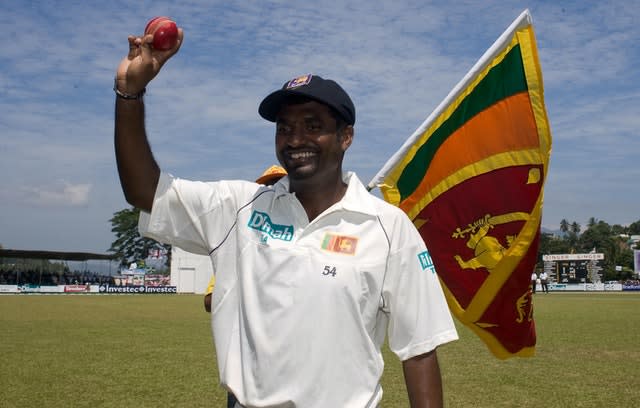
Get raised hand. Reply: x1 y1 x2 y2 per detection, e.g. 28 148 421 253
115 28 184 95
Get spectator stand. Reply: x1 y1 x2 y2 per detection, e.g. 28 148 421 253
0 249 120 293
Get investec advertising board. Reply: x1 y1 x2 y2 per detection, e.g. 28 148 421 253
98 285 177 294
0 284 177 294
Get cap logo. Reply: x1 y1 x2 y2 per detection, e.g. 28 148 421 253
286 74 313 89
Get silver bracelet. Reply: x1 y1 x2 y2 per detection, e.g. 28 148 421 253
113 78 146 100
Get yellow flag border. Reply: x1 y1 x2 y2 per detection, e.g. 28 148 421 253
441 280 536 359
517 26 552 176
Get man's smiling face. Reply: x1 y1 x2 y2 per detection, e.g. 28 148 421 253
275 100 352 184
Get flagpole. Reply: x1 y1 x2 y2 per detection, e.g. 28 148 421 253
366 9 532 191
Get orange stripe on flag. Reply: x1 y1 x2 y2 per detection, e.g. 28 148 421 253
400 92 539 214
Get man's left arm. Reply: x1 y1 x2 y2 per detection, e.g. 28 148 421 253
402 349 443 408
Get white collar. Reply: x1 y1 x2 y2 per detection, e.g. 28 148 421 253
273 172 378 217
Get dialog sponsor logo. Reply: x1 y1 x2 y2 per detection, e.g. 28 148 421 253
247 211 293 241
18 284 41 293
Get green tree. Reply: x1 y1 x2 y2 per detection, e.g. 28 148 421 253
579 221 612 253
559 219 569 234
538 232 571 257
611 224 628 236
628 220 640 235
578 220 625 280
108 207 171 267
616 248 635 279
564 221 581 252
569 221 581 235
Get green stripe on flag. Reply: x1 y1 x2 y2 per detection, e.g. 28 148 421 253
396 44 528 200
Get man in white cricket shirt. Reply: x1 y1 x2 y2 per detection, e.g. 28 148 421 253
114 26 458 408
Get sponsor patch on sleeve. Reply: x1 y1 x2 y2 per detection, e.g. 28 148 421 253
418 250 436 273
321 233 358 255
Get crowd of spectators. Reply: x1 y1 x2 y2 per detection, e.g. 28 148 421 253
0 267 114 286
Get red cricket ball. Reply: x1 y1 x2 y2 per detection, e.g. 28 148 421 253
144 16 178 51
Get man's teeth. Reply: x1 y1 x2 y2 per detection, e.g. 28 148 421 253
290 152 315 159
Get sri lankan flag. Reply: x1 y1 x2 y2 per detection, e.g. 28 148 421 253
368 10 551 359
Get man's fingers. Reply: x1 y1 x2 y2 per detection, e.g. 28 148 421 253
127 35 138 59
174 28 184 52
119 29 183 90
139 34 154 61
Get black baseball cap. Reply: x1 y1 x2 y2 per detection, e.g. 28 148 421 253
259 74 355 125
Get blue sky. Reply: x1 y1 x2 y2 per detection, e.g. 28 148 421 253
1 0 639 253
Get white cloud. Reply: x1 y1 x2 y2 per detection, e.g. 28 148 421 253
18 181 92 207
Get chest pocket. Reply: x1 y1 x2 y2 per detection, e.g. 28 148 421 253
302 249 387 325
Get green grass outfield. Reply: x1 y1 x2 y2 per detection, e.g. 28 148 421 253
1 292 638 407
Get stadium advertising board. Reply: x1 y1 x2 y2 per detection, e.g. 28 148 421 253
549 282 623 291
64 284 91 293
40 285 65 293
622 282 640 291
98 284 177 294
17 284 42 293
0 284 19 293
